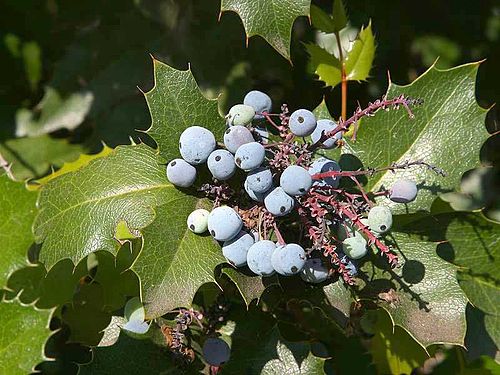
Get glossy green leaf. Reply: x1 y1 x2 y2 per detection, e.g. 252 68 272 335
145 59 224 161
305 44 342 87
220 0 311 60
360 232 468 348
222 309 326 374
78 331 186 374
344 22 375 81
33 144 170 268
0 175 37 288
342 63 488 214
0 299 53 375
0 135 84 181
16 86 93 137
369 309 428 374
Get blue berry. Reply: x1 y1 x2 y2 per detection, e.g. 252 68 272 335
226 104 255 126
390 179 418 203
264 187 294 216
289 109 317 137
224 125 255 154
208 206 243 241
243 90 272 120
203 338 230 366
246 240 276 276
310 119 342 149
234 142 265 171
246 167 273 193
367 206 393 234
280 165 312 196
207 149 236 180
166 159 197 188
187 209 210 234
271 243 306 276
309 157 341 188
244 180 269 202
300 258 329 283
222 231 254 267
179 126 216 165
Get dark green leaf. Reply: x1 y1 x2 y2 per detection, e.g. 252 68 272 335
220 0 311 60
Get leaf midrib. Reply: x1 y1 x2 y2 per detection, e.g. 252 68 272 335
37 183 173 230
369 72 471 191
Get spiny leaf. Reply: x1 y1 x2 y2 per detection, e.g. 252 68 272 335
0 135 85 181
145 58 224 161
0 174 37 288
344 22 375 81
331 0 348 33
342 63 489 214
34 143 171 268
220 0 311 60
305 44 342 87
133 202 225 319
369 309 429 374
360 232 468 348
31 144 113 189
0 299 54 375
310 1 347 34
16 86 93 137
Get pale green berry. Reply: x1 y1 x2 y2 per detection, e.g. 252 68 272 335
342 233 368 259
187 209 210 234
226 104 256 126
367 205 393 234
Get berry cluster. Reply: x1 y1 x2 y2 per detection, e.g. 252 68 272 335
166 90 443 284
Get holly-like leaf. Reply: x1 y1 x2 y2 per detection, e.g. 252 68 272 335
369 309 428 374
0 299 53 375
344 22 375 81
343 63 488 214
16 86 93 137
305 44 342 87
33 144 170 268
310 1 347 34
220 0 311 60
222 309 326 374
0 135 85 181
145 58 224 161
132 202 225 319
0 175 37 288
360 232 468 348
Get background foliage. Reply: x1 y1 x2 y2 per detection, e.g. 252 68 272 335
0 0 498 373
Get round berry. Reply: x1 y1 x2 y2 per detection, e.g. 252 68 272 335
246 240 276 276
390 179 418 203
208 206 243 241
226 104 256 126
244 180 269 202
309 158 341 188
179 126 216 165
289 109 317 137
342 234 368 259
187 209 210 234
246 167 273 193
367 206 393 234
280 165 312 196
271 243 306 276
300 258 329 283
243 90 272 120
203 338 230 366
207 149 236 180
310 119 342 149
222 231 254 267
264 187 294 216
223 125 254 154
234 142 265 171
166 159 197 188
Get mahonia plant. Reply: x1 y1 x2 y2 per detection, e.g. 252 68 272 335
166 90 445 287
